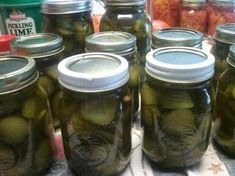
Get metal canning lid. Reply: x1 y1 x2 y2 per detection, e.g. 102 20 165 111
85 31 136 56
58 53 129 92
215 23 235 44
152 28 203 49
105 0 146 6
41 0 91 14
181 0 206 7
212 0 235 7
227 44 235 67
145 47 215 83
0 56 37 94
10 33 64 59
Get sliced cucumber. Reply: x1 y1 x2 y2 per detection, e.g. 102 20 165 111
141 82 158 105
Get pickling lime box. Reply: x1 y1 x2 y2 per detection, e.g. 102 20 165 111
0 0 42 36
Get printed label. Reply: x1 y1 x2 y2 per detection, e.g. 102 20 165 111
0 142 18 170
6 10 36 36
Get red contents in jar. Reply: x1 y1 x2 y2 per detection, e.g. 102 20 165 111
152 0 180 27
179 8 207 33
208 6 235 36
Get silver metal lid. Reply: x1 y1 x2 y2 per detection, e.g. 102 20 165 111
41 0 91 14
152 28 203 49
0 56 37 94
85 31 136 56
215 23 235 44
11 33 64 59
181 0 206 7
145 47 215 83
227 44 235 67
212 0 235 7
58 53 129 92
105 0 146 6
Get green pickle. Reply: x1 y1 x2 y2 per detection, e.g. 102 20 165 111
0 57 55 175
142 47 215 168
213 44 235 156
58 53 132 175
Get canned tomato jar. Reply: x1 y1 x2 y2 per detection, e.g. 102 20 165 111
41 0 94 55
142 47 215 168
57 53 132 175
213 44 235 156
0 56 55 175
85 31 140 119
11 33 65 128
152 27 203 49
100 0 151 65
210 23 235 83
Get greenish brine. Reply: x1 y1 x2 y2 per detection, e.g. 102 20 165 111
0 56 55 175
85 31 140 119
213 44 235 156
41 0 94 55
210 23 235 84
152 28 203 49
142 47 215 168
58 53 132 175
10 33 65 128
99 0 151 66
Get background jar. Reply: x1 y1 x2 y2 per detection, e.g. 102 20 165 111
99 0 151 66
0 56 55 175
210 23 235 84
152 27 203 49
10 33 65 128
85 31 140 119
142 47 215 168
208 0 235 37
213 44 235 156
57 53 132 176
41 0 94 56
179 0 207 33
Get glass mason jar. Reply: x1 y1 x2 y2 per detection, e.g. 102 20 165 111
208 0 235 37
179 0 207 33
100 0 151 66
85 31 140 119
152 27 203 49
210 23 235 84
57 53 132 175
41 0 94 56
0 56 55 175
152 0 180 27
10 33 65 128
213 44 235 155
142 47 215 168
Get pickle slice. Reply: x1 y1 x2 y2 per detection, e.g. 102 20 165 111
37 76 55 97
160 91 194 109
0 116 28 144
142 105 160 127
141 82 158 105
128 64 140 88
79 99 118 125
46 65 58 80
22 98 37 119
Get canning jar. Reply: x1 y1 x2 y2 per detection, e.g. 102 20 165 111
208 0 235 36
152 0 180 27
10 33 65 128
152 27 203 49
213 44 235 156
142 47 215 168
100 0 151 65
179 0 207 33
210 23 235 84
41 0 94 55
0 56 55 175
57 53 132 175
85 31 140 119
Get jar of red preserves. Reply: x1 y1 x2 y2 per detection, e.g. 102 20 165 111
152 0 180 27
208 0 235 37
179 0 207 33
